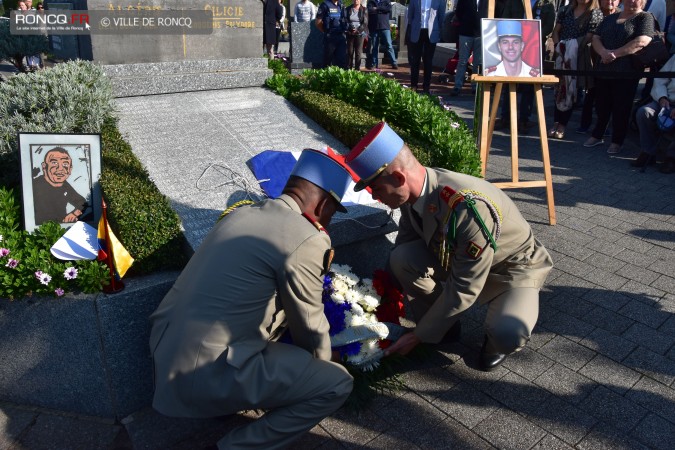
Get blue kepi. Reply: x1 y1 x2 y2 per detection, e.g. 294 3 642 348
290 149 352 212
345 122 404 192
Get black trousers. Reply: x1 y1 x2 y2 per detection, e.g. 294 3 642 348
592 77 639 145
409 29 436 92
323 34 347 69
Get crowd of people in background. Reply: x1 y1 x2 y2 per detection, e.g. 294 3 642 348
265 0 674 173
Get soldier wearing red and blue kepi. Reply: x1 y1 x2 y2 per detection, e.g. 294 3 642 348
344 122 553 371
150 149 354 449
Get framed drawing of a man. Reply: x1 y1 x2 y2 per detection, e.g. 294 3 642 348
482 19 542 78
18 133 102 233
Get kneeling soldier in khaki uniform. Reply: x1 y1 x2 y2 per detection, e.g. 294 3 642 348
149 149 354 449
344 123 553 371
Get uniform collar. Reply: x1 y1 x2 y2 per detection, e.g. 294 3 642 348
411 171 428 216
277 194 302 214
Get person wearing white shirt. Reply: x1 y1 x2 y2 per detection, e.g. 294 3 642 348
294 0 317 22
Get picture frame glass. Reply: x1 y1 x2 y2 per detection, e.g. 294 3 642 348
481 18 543 78
18 133 102 233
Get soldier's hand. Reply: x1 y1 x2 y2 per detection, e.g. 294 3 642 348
383 332 420 357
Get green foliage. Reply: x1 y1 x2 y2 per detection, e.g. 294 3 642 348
0 60 115 187
0 17 49 71
267 57 290 77
0 187 110 300
271 67 481 176
99 118 189 276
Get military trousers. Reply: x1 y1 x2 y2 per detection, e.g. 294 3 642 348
390 239 540 354
217 342 353 450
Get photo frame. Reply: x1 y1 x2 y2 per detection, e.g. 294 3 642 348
18 133 102 233
481 18 542 78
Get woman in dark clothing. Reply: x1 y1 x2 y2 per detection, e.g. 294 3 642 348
584 0 655 154
549 0 603 139
262 0 283 59
346 0 368 70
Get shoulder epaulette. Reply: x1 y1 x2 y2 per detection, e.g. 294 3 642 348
529 68 540 77
487 66 497 73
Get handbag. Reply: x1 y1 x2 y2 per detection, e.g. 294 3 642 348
631 36 670 69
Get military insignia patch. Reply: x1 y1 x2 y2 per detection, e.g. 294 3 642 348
428 204 438 214
323 248 335 274
440 186 456 202
466 241 484 259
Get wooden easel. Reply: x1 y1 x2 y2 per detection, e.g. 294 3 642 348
471 0 559 225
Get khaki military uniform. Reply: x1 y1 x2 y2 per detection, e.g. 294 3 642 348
486 60 540 77
390 168 552 353
149 195 352 450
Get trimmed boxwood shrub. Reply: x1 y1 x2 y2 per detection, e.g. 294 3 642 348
99 118 189 275
267 66 482 177
289 89 434 166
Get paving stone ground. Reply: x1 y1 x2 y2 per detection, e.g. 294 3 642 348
0 61 673 450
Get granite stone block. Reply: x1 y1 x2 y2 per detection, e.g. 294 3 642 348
319 407 389 449
540 311 595 342
433 382 501 429
374 391 446 445
289 21 324 69
483 372 551 415
576 421 650 450
578 327 636 362
579 386 648 434
501 347 555 381
473 409 547 450
531 434 576 449
625 376 675 425
629 413 675 450
125 409 245 450
660 314 675 337
578 355 641 395
622 322 674 355
582 290 631 312
0 296 112 417
623 346 675 386
533 364 596 405
653 274 675 295
416 416 493 450
95 271 179 418
398 365 460 403
618 298 670 328
527 395 597 446
538 335 597 372
18 414 120 450
0 405 37 449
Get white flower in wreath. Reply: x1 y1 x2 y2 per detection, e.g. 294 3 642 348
331 290 347 304
361 294 380 312
345 289 363 305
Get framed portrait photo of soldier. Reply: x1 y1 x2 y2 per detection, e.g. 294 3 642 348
18 133 102 233
481 19 542 78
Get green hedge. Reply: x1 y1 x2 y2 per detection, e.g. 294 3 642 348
289 89 434 166
100 119 188 275
267 67 482 177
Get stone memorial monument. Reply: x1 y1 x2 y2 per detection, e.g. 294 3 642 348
44 0 271 96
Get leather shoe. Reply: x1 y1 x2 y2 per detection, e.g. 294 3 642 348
439 321 461 343
630 152 652 168
479 337 506 372
661 157 675 174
